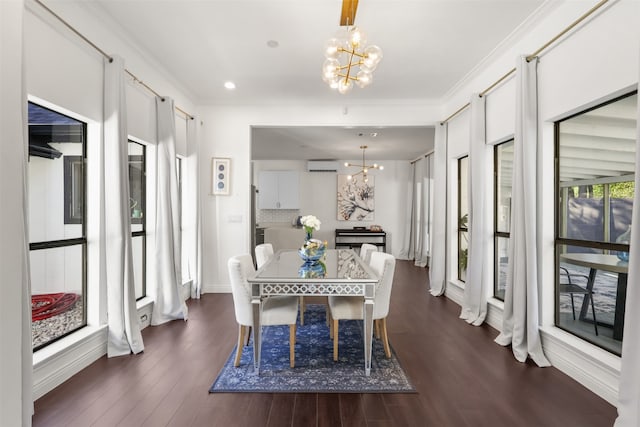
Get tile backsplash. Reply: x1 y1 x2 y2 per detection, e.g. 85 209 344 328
257 209 299 224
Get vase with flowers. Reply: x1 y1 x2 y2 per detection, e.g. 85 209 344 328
299 215 326 264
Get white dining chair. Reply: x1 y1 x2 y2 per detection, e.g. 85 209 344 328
228 254 299 367
255 242 308 325
255 243 274 269
359 243 378 265
328 251 396 361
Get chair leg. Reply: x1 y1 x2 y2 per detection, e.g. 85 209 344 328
245 326 252 346
589 293 599 336
374 319 381 340
234 325 245 367
289 324 296 368
299 296 305 325
333 319 339 361
380 318 391 358
328 311 334 339
570 294 576 320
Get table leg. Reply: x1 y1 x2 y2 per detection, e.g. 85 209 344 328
363 294 374 376
578 268 598 320
613 273 627 341
252 295 261 374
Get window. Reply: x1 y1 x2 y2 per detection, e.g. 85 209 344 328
458 156 469 282
555 92 637 355
129 141 146 300
28 102 87 350
494 140 514 300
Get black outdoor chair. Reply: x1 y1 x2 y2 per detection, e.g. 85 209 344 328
559 266 598 335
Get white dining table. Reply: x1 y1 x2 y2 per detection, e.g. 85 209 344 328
247 248 379 375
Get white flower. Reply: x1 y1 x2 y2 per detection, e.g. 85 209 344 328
301 215 321 231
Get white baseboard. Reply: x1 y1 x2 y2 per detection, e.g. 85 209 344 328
202 283 231 293
33 326 107 400
540 327 620 406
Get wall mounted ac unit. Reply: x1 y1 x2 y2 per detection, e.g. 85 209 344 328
307 160 338 172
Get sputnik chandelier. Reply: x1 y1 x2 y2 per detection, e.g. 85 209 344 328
322 0 383 94
345 145 383 183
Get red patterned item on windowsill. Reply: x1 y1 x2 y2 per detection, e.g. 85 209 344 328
32 293 80 321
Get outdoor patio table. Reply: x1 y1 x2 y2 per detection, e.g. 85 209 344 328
560 253 628 340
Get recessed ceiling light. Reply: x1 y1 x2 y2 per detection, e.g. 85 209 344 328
266 40 279 48
224 81 236 90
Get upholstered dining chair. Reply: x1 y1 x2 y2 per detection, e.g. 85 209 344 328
255 243 274 269
255 243 308 325
359 243 378 265
228 254 299 367
328 251 396 361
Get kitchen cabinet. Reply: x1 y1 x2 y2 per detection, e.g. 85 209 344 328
258 171 299 209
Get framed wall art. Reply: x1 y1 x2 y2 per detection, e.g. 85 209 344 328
211 157 231 195
337 174 375 221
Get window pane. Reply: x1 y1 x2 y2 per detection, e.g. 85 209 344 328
458 156 469 282
556 244 624 355
28 103 85 242
558 94 636 243
495 236 509 300
31 245 85 349
129 142 145 231
496 141 513 234
133 235 145 300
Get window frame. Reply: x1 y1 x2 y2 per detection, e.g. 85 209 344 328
554 90 637 355
457 155 469 282
494 140 514 301
28 102 87 351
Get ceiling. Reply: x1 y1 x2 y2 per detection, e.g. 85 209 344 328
69 0 548 160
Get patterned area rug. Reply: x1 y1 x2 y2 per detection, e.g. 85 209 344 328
210 304 415 393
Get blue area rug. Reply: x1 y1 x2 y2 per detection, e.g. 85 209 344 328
210 304 415 393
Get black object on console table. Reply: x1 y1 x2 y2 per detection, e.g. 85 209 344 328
335 228 386 252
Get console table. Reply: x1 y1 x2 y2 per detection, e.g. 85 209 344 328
335 228 386 252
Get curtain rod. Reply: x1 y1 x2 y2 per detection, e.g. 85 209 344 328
440 0 610 125
34 0 194 121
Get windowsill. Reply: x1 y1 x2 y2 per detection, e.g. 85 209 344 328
33 324 107 367
539 325 621 371
488 297 504 310
136 296 154 310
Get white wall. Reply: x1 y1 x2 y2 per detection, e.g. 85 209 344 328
198 104 441 292
440 0 639 404
253 159 413 257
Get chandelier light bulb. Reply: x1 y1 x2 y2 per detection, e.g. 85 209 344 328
337 79 353 94
344 162 350 167
348 27 367 48
324 38 341 59
379 165 384 170
355 70 372 88
347 174 353 180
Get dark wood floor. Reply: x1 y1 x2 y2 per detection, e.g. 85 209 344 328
33 261 617 427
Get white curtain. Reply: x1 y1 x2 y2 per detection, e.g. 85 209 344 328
460 94 490 325
494 56 549 367
103 55 144 356
0 1 33 424
400 157 431 266
186 117 203 298
429 123 448 296
151 97 188 324
614 52 640 426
